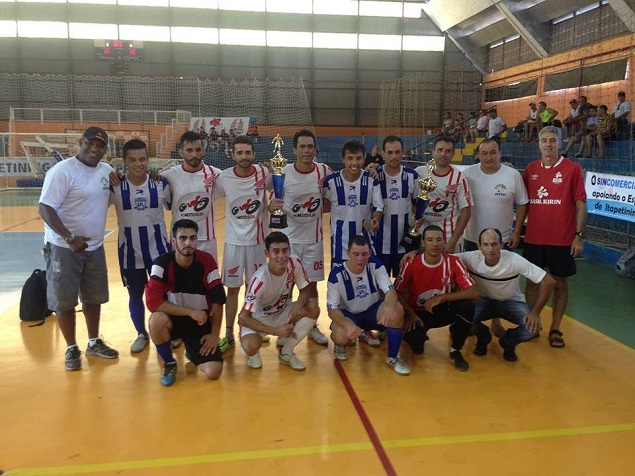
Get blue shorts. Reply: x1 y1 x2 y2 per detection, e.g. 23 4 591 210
342 301 385 331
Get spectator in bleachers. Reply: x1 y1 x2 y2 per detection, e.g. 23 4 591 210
441 112 455 135
612 91 632 138
568 105 598 158
537 101 559 132
522 102 539 142
452 112 465 143
562 98 580 141
488 109 507 140
476 109 489 138
209 126 219 151
588 105 616 159
466 112 478 143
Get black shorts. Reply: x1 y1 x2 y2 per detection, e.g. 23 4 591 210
170 318 223 366
522 243 576 278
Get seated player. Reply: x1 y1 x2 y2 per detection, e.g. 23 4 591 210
146 219 226 387
238 232 319 371
327 235 410 375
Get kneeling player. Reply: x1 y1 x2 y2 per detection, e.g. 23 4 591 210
327 235 410 375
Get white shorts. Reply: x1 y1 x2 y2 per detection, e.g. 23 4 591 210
197 238 218 263
290 242 325 282
240 301 292 337
222 243 266 288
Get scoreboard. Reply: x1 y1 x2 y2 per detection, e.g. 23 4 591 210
94 40 144 61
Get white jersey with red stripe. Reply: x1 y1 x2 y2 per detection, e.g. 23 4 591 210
415 165 472 244
243 255 311 319
216 164 269 245
162 164 221 242
281 161 333 244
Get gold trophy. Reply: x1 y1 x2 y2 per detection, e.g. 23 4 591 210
401 158 437 251
269 134 288 229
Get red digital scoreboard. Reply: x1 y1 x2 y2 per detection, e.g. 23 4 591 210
95 40 144 61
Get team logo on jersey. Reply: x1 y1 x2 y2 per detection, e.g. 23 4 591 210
291 193 321 223
416 289 443 306
389 187 400 200
348 194 358 207
356 284 369 299
262 293 289 314
494 184 507 197
529 185 561 205
537 186 548 199
531 173 539 181
101 177 110 190
134 197 148 210
230 196 261 224
445 184 458 196
177 192 210 221
553 171 563 184
428 197 449 214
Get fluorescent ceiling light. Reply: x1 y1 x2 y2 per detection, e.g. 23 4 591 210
171 27 218 44
0 20 17 37
404 3 424 18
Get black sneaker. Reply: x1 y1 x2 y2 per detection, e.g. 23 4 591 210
410 341 425 355
65 346 82 371
473 343 488 356
450 350 469 371
502 346 518 362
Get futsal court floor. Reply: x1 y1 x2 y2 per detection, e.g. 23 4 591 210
1 189 634 476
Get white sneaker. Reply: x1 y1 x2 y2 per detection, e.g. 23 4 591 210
130 334 149 353
276 337 288 347
386 355 410 375
247 353 262 369
279 351 306 371
333 344 348 361
358 330 381 347
261 334 271 343
308 326 328 345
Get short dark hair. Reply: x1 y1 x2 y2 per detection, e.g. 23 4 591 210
478 138 501 152
382 135 403 152
265 231 290 250
172 219 198 237
478 228 503 245
432 135 455 151
341 139 366 158
618 91 626 97
422 225 444 240
179 131 204 147
231 135 253 153
122 139 148 160
348 235 370 250
598 104 608 113
293 129 316 149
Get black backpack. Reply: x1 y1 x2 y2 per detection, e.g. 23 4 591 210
19 269 54 326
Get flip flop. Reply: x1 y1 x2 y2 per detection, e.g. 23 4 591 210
549 329 565 348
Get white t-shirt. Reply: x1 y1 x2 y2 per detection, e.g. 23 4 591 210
162 164 221 242
215 164 269 245
326 257 394 314
455 250 546 302
488 116 506 137
243 255 310 319
39 157 113 251
613 100 632 120
322 170 384 262
462 164 528 244
110 175 171 269
281 161 333 244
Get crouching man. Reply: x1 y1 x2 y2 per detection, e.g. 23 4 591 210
146 219 226 387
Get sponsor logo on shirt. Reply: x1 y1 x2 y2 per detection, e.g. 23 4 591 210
134 197 147 210
177 193 210 220
494 184 507 196
230 197 261 223
291 195 321 220
529 185 562 205
553 171 563 184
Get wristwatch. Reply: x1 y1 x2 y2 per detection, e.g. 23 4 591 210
65 233 76 244
575 231 586 239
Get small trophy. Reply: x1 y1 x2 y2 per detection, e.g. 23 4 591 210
401 158 437 251
269 134 288 229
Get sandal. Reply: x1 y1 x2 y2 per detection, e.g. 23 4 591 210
549 329 565 348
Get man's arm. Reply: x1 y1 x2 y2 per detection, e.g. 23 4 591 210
154 300 208 325
523 273 556 334
509 203 528 249
377 289 402 328
571 199 587 256
445 206 471 252
423 284 479 313
38 203 88 252
397 288 422 332
287 284 319 323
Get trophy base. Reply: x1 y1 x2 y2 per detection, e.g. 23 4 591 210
400 233 421 253
269 214 288 229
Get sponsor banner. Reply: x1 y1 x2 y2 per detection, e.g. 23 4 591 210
585 171 635 223
0 158 57 177
190 116 250 136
